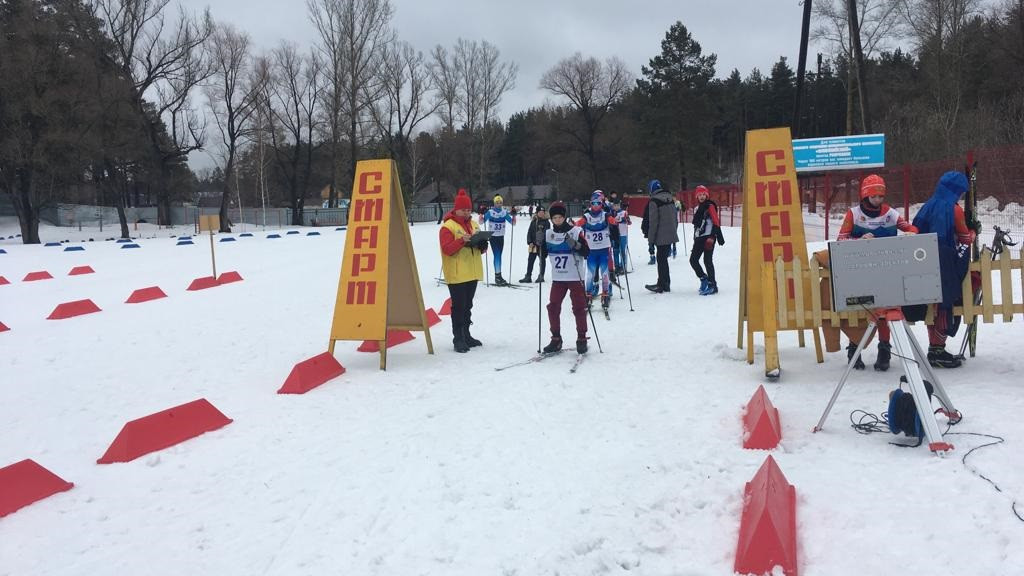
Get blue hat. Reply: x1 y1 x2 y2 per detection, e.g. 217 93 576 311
648 179 663 194
939 171 969 197
591 190 605 203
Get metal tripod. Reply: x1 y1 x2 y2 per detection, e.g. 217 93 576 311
813 309 959 455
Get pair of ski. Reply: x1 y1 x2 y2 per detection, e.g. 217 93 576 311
494 349 586 373
489 282 531 290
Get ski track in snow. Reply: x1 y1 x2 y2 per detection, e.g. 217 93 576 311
1 216 1023 575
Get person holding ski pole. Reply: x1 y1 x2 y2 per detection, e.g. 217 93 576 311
911 171 978 369
439 189 488 353
542 201 590 354
576 190 617 311
835 175 918 370
481 194 515 286
521 205 550 283
690 185 726 296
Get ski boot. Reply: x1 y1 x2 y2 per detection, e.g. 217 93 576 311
699 277 709 294
928 346 962 368
535 274 545 283
700 280 718 295
494 273 508 286
601 293 610 309
518 275 533 283
873 342 891 371
647 255 656 265
543 335 563 353
846 343 866 370
576 338 588 354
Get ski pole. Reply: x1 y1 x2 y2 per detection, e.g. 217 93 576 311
573 251 603 353
509 212 515 283
623 243 635 312
537 255 543 353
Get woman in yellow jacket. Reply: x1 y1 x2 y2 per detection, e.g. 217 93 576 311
440 189 488 352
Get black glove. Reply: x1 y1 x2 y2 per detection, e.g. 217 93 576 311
565 234 579 250
969 219 982 234
715 226 725 246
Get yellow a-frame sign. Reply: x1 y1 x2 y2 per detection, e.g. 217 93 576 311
736 128 815 379
328 159 433 370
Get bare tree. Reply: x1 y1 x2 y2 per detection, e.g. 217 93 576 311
477 40 518 192
95 0 213 235
266 43 323 224
449 38 518 191
429 44 462 134
898 0 982 152
813 0 904 133
206 24 264 231
540 53 631 187
427 44 462 196
307 0 393 207
454 39 483 132
370 41 438 189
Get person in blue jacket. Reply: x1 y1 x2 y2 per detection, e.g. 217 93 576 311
480 194 515 285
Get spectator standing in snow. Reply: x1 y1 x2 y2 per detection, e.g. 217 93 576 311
520 205 550 283
439 189 488 353
644 179 679 293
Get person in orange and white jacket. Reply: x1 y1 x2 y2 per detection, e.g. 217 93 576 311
837 174 918 371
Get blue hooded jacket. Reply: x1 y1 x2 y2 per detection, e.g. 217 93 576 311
912 171 970 311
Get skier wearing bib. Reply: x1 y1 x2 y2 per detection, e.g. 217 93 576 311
576 190 618 310
543 201 591 354
836 174 918 370
481 194 515 286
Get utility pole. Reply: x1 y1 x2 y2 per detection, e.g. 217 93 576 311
847 0 873 133
794 0 813 137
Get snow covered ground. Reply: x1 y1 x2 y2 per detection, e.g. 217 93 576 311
2 214 1023 575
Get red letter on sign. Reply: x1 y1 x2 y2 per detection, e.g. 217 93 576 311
351 253 377 277
755 180 793 207
353 225 379 250
756 150 786 176
346 281 377 305
359 171 383 195
353 198 383 222
761 242 795 264
760 212 792 238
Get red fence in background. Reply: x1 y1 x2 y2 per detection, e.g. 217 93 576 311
664 144 1024 243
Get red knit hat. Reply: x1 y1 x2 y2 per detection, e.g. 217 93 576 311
860 174 886 199
695 185 710 198
454 188 472 211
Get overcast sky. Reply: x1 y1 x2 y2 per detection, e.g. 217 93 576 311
184 0 812 115
180 0 812 168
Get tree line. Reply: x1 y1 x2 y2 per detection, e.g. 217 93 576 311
2 0 1021 243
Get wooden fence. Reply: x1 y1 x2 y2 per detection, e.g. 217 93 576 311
763 247 1023 365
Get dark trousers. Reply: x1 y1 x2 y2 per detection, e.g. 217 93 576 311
656 244 671 288
689 238 716 283
547 281 588 339
447 280 478 339
525 246 546 277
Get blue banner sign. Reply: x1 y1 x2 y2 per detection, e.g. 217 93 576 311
791 133 885 172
